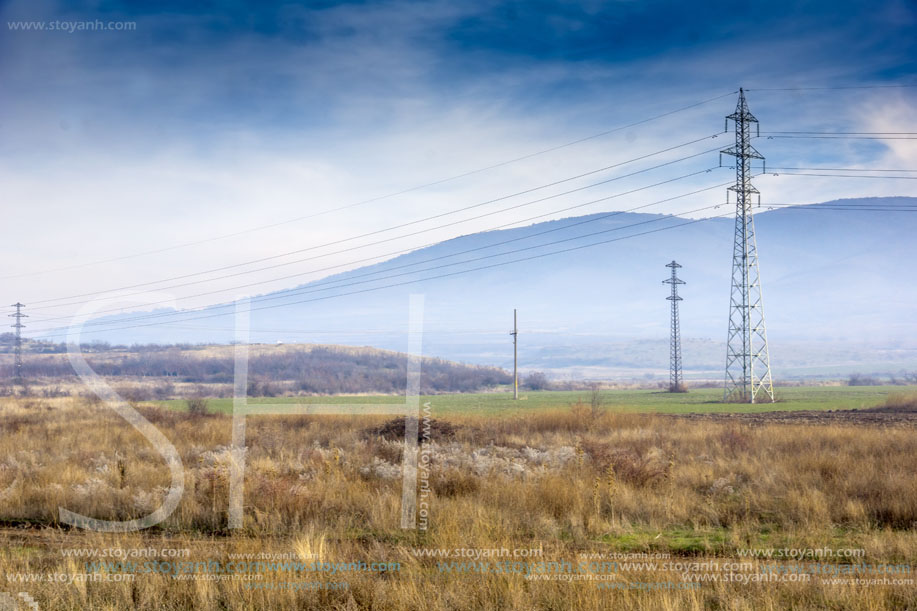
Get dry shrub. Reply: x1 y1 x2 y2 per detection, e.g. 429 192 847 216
187 397 209 416
531 474 579 519
610 449 671 487
433 469 480 498
369 439 403 464
136 404 193 426
0 412 44 433
717 425 753 455
582 441 670 487
115 385 156 402
81 392 103 408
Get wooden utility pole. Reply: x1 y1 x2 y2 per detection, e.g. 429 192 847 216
511 309 518 399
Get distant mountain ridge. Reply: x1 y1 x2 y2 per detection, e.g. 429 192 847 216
42 197 917 379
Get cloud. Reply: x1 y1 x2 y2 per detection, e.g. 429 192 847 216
0 0 915 324
862 94 917 167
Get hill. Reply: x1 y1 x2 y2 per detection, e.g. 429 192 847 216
35 197 917 380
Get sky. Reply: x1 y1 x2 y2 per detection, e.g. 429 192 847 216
0 0 915 336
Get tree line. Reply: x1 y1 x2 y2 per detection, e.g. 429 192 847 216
0 342 515 394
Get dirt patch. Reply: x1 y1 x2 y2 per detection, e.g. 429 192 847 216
367 417 459 442
674 409 917 427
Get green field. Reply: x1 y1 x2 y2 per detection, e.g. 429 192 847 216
158 385 914 417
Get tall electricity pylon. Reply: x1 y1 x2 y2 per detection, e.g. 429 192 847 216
663 261 685 392
9 302 27 383
722 88 775 403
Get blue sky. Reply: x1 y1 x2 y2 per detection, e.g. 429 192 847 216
4 0 915 135
1 0 915 325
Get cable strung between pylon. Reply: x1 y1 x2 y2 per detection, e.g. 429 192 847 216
27 171 730 328
32 206 741 340
28 191 740 338
27 134 727 308
5 90 738 282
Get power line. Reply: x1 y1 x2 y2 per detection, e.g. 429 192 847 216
28 135 725 307
32 204 739 339
27 180 732 331
768 208 917 212
763 131 917 135
22 176 917 336
766 167 917 172
762 172 917 179
760 200 917 206
764 135 917 140
38 323 592 336
114 325 511 335
30 195 917 342
37 176 906 334
746 84 917 91
30 164 724 321
36 210 737 340
761 204 917 211
2 90 738 282
30 146 723 312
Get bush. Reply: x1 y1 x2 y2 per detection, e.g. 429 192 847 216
115 385 155 402
848 373 880 386
433 469 480 498
187 397 209 416
524 371 550 391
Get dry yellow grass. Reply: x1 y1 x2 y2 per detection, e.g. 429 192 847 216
0 395 915 609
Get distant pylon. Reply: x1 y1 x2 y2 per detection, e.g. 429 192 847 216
721 89 775 403
662 261 685 392
9 302 27 383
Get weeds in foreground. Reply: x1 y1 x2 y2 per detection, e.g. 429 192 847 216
0 396 914 609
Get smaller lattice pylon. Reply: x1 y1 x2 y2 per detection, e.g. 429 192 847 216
662 261 685 392
9 302 27 383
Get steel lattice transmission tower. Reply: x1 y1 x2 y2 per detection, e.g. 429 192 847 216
663 261 685 392
9 302 27 383
721 89 775 403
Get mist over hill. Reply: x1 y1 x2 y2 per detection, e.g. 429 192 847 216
42 197 917 380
